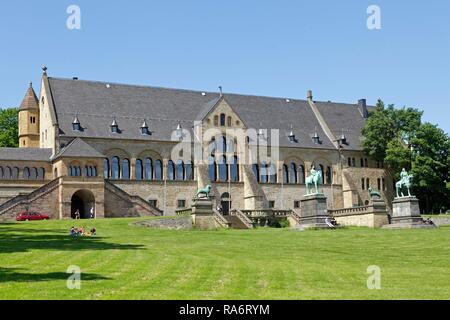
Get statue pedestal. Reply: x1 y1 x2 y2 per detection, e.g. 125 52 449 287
191 198 216 230
383 196 436 229
295 194 333 230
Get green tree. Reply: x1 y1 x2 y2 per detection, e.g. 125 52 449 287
410 123 450 213
362 100 396 162
0 108 19 147
362 101 449 213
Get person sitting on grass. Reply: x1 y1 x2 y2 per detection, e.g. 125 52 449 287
70 227 77 237
90 227 97 236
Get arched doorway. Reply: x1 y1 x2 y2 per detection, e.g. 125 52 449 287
221 192 231 215
71 190 95 219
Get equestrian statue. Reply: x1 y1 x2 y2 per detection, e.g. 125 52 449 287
396 168 413 198
305 166 323 195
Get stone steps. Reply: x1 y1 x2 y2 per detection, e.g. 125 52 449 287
224 215 250 229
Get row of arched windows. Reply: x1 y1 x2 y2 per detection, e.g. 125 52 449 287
68 165 97 177
250 162 332 185
0 166 45 180
214 113 233 127
208 155 240 182
104 157 194 181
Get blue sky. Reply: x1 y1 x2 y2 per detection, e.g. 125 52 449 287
1 1 449 133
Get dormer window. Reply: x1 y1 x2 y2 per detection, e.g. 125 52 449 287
111 118 119 133
140 119 150 135
288 130 296 143
72 116 81 131
340 129 347 145
312 127 321 144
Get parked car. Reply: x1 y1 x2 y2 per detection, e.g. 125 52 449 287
16 211 50 221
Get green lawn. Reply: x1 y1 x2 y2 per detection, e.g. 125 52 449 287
0 218 449 300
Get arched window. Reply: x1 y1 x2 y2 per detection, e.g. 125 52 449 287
30 167 38 180
12 167 19 179
269 163 277 183
3 167 11 179
145 158 153 180
112 157 120 179
252 163 260 183
318 164 325 184
230 156 239 182
122 159 130 180
298 165 305 184
219 156 228 182
220 113 226 126
104 158 110 178
38 168 45 180
23 167 30 179
282 164 289 184
167 160 175 180
261 162 268 184
155 160 163 181
227 116 232 127
185 161 193 180
208 155 217 182
326 166 332 184
361 178 365 190
135 159 143 180
176 160 185 180
290 162 297 184
366 178 370 189
213 115 219 126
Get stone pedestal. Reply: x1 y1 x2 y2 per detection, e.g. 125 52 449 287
296 194 333 230
383 196 436 229
191 198 217 230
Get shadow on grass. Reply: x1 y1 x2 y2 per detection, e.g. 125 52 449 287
0 225 144 254
0 267 110 283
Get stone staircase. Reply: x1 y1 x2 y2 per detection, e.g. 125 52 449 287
104 181 163 216
0 178 60 220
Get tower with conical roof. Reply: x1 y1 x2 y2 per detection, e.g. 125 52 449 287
18 82 40 148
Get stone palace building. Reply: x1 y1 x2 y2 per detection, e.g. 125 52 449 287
0 68 394 222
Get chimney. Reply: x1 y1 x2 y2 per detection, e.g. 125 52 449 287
307 90 313 100
358 99 368 118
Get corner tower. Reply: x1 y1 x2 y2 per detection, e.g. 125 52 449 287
18 82 40 148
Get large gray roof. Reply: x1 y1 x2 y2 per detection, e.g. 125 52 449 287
0 148 52 161
53 138 105 159
314 101 367 150
48 77 367 150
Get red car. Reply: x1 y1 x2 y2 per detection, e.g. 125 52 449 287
16 211 50 221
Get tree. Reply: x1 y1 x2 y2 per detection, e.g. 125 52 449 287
362 101 449 213
362 100 396 162
410 123 450 213
0 108 19 147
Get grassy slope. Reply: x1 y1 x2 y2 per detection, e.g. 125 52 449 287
0 218 449 300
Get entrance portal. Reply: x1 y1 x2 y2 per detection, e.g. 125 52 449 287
71 190 96 219
221 192 231 215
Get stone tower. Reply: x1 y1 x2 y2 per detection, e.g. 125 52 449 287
18 82 40 148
